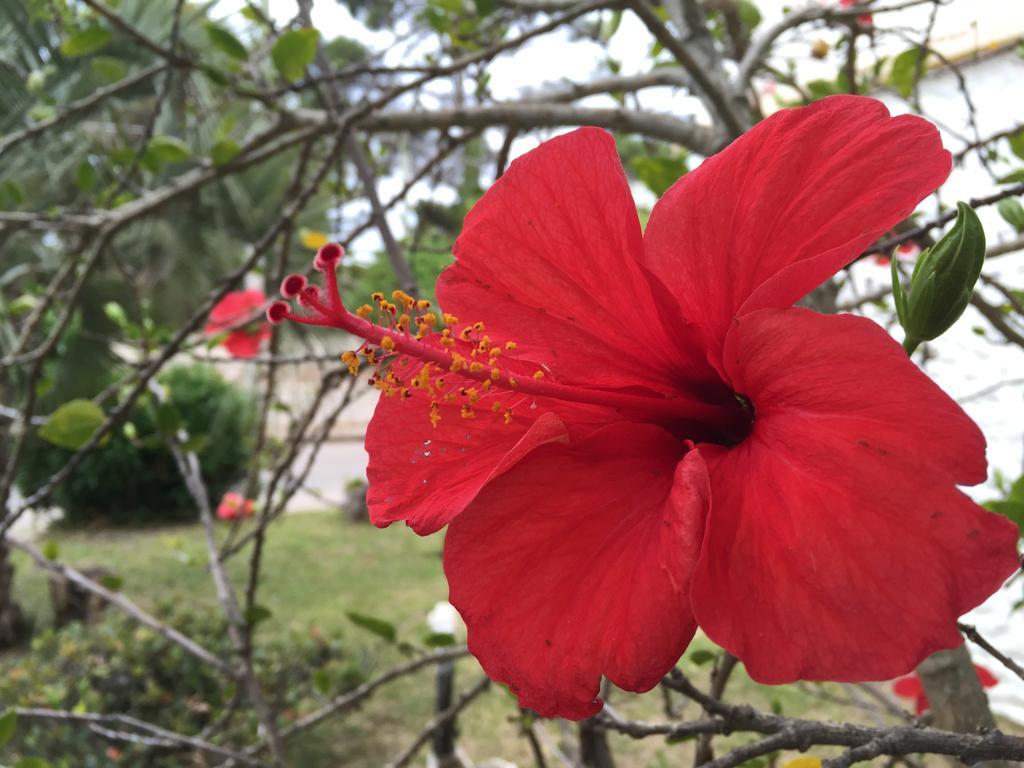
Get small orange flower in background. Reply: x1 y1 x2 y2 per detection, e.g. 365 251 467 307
204 289 271 359
216 491 255 521
893 664 999 715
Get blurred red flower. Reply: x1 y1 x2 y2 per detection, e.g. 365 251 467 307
272 95 1020 719
840 0 873 26
893 665 999 715
216 491 255 521
205 289 271 358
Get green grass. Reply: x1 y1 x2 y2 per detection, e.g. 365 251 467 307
6 512 946 766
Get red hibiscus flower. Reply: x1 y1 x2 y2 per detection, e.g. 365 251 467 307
216 491 255 521
893 664 999 715
269 95 1020 719
840 0 873 26
205 289 271 359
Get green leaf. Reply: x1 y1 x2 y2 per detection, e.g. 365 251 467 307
271 28 320 82
100 573 124 591
16 758 51 768
154 402 181 435
738 0 762 30
42 539 59 560
90 56 127 83
346 611 396 642
206 23 249 60
474 0 497 17
0 710 17 748
245 604 273 626
889 47 927 98
61 26 111 57
313 669 331 694
997 197 1024 232
39 399 105 450
630 153 688 197
423 631 456 647
689 649 716 666
211 139 241 167
998 169 1024 184
147 135 191 164
1008 130 1024 161
76 160 97 193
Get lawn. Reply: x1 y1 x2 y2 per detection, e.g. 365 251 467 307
4 511 961 766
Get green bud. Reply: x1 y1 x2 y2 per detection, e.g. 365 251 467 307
891 202 985 355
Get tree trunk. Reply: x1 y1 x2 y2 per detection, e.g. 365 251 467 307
0 544 27 648
916 644 1010 768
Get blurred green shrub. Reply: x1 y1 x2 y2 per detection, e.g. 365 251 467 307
0 608 364 767
17 364 255 526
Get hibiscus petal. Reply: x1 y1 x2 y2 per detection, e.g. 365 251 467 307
223 330 265 358
691 308 1020 684
444 423 708 719
367 396 611 534
439 127 721 398
643 95 950 360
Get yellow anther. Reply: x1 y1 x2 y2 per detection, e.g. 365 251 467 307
364 349 377 364
533 370 544 380
381 336 396 351
371 291 385 302
473 322 485 333
449 353 466 372
373 379 387 391
435 376 446 390
505 341 517 351
490 368 501 381
440 336 455 348
419 312 437 326
466 388 479 404
469 362 485 373
443 393 456 403
429 401 442 428
414 364 433 390
491 402 503 413
503 409 513 425
481 380 492 391
399 387 411 399
341 351 357 363
460 404 475 419
416 299 432 310
356 304 374 318
396 314 410 331
477 336 491 352
489 347 501 358
391 290 415 310
508 376 518 388
460 327 474 342
443 313 459 326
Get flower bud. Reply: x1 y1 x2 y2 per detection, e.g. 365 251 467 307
892 202 985 355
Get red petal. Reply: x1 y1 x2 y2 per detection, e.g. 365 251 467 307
366 395 610 534
209 289 266 325
643 96 950 363
892 675 923 699
439 127 721 398
691 308 1020 684
916 693 929 715
223 330 265 358
975 664 999 688
444 423 707 719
